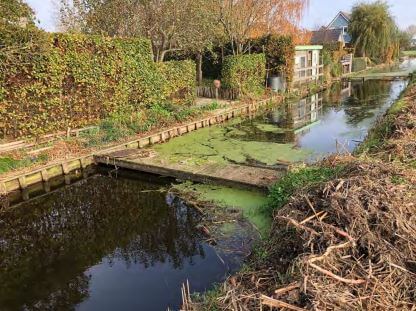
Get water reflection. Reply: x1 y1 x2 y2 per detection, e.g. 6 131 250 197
0 172 230 311
226 79 407 161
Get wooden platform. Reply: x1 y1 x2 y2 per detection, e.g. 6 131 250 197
95 149 284 191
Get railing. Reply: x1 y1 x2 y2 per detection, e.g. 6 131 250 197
341 54 353 64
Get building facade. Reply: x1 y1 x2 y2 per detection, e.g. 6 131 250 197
327 11 351 44
293 45 324 85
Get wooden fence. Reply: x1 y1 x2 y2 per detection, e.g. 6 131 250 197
196 86 240 100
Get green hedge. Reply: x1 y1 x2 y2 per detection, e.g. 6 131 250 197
157 60 196 104
251 35 295 82
352 57 367 72
221 54 266 96
0 32 196 138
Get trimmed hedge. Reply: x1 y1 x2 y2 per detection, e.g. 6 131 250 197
352 57 367 72
157 60 196 104
222 54 266 96
0 32 196 138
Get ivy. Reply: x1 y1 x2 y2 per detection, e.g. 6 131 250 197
221 53 266 96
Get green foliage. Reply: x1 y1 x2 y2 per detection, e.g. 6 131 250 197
356 98 407 153
0 0 35 25
263 166 343 216
81 101 223 146
251 35 295 82
322 42 343 52
1 32 196 139
350 1 399 63
352 57 367 72
222 53 266 96
398 30 412 51
0 155 48 174
322 48 342 79
157 60 196 104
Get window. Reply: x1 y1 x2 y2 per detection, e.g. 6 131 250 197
343 26 348 34
300 57 306 68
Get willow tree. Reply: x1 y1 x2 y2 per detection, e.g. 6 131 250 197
349 1 399 63
217 0 309 55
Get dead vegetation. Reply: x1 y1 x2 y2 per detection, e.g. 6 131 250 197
190 158 416 310
363 84 416 165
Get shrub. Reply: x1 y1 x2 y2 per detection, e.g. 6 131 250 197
221 53 266 96
352 57 367 72
157 60 196 105
251 35 295 82
322 48 344 79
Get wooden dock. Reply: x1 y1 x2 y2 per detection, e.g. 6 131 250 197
95 149 284 191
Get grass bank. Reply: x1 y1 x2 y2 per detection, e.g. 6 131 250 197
190 80 416 310
0 101 222 175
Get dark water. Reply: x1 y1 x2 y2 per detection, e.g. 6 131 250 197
0 172 241 311
229 79 407 161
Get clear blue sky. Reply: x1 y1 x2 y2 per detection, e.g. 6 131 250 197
26 0 416 32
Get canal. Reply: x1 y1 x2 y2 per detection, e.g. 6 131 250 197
0 79 408 310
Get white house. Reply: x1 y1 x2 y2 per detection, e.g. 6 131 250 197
293 45 324 84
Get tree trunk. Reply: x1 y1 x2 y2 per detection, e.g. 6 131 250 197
159 50 167 62
196 52 203 86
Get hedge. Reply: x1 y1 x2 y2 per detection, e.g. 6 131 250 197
251 35 295 82
157 60 196 104
0 32 196 138
221 54 266 96
352 57 367 72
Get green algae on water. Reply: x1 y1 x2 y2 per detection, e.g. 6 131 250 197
254 123 289 134
176 182 271 236
153 123 311 166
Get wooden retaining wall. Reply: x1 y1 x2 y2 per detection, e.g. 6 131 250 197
0 97 276 196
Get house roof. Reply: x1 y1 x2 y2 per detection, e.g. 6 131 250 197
295 45 323 51
340 11 351 20
327 11 351 29
310 28 344 45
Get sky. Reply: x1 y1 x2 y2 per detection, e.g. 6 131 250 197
26 0 416 32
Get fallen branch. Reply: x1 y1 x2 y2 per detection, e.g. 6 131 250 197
274 282 300 297
308 262 367 285
260 295 307 311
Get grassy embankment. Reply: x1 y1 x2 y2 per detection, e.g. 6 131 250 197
191 77 416 310
0 101 221 174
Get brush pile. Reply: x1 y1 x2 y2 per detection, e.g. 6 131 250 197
209 157 416 310
370 84 416 164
